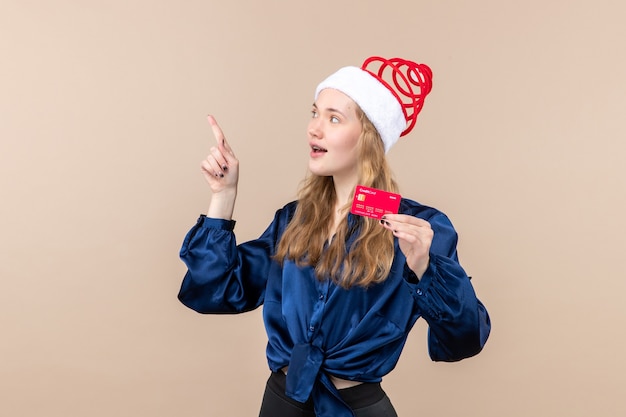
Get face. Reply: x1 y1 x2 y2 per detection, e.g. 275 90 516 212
308 88 362 182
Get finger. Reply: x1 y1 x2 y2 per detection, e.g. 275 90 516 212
207 115 236 159
209 146 229 174
390 228 421 243
220 133 236 158
201 158 223 179
380 221 421 246
207 115 225 145
382 214 430 228
380 217 432 239
379 218 400 234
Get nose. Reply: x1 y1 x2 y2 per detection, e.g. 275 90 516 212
308 117 322 139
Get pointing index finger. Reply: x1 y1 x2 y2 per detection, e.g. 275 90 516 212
207 115 225 145
207 115 236 157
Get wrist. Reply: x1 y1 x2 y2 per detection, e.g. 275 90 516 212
207 188 237 219
409 255 430 280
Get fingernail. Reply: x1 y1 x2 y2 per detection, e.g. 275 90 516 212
379 219 385 225
219 173 224 178
381 215 387 220
222 165 228 171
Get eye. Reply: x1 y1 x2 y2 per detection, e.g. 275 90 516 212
311 109 318 118
330 115 340 124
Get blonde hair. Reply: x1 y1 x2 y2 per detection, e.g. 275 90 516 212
274 108 399 288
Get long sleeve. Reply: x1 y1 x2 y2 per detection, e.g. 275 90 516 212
178 209 286 314
178 198 490 417
410 211 491 362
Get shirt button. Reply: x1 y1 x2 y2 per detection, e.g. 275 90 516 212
319 294 324 300
309 326 315 332
416 289 423 296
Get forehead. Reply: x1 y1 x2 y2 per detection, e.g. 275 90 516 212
315 88 358 113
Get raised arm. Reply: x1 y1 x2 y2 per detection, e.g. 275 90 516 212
200 115 239 219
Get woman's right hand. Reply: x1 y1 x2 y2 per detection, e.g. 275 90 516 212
201 115 239 219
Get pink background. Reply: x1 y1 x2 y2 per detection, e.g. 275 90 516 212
1 1 624 415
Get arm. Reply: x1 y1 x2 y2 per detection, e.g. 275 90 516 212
178 210 285 314
200 115 239 220
178 115 268 313
384 211 491 361
417 213 490 361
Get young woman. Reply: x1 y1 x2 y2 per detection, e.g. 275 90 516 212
178 57 491 417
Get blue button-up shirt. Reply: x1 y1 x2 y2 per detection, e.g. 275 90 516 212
179 199 490 417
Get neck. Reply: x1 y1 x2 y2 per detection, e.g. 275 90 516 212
328 176 356 243
332 174 358 210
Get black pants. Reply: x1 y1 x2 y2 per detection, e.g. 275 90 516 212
258 371 398 417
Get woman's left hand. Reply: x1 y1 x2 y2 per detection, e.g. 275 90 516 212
380 214 433 279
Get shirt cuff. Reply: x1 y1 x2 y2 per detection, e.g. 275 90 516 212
198 214 236 231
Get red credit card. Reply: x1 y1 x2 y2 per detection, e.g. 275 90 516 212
350 185 401 220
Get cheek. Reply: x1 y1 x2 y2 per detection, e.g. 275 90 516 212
337 139 360 165
327 126 361 154
343 131 361 152
334 140 357 157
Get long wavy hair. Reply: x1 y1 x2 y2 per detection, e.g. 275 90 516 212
274 107 399 288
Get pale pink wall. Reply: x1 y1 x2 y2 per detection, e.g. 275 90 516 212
1 1 625 416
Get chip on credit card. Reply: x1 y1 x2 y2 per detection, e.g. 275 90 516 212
350 185 401 220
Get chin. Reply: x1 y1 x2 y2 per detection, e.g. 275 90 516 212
308 162 326 177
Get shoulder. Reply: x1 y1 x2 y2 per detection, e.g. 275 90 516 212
277 200 298 214
399 198 449 222
274 200 299 223
399 198 458 232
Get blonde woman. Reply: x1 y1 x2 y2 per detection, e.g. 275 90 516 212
178 57 491 417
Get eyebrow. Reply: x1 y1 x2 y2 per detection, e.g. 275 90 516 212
312 103 347 118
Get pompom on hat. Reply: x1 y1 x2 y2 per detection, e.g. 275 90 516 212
315 56 433 153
